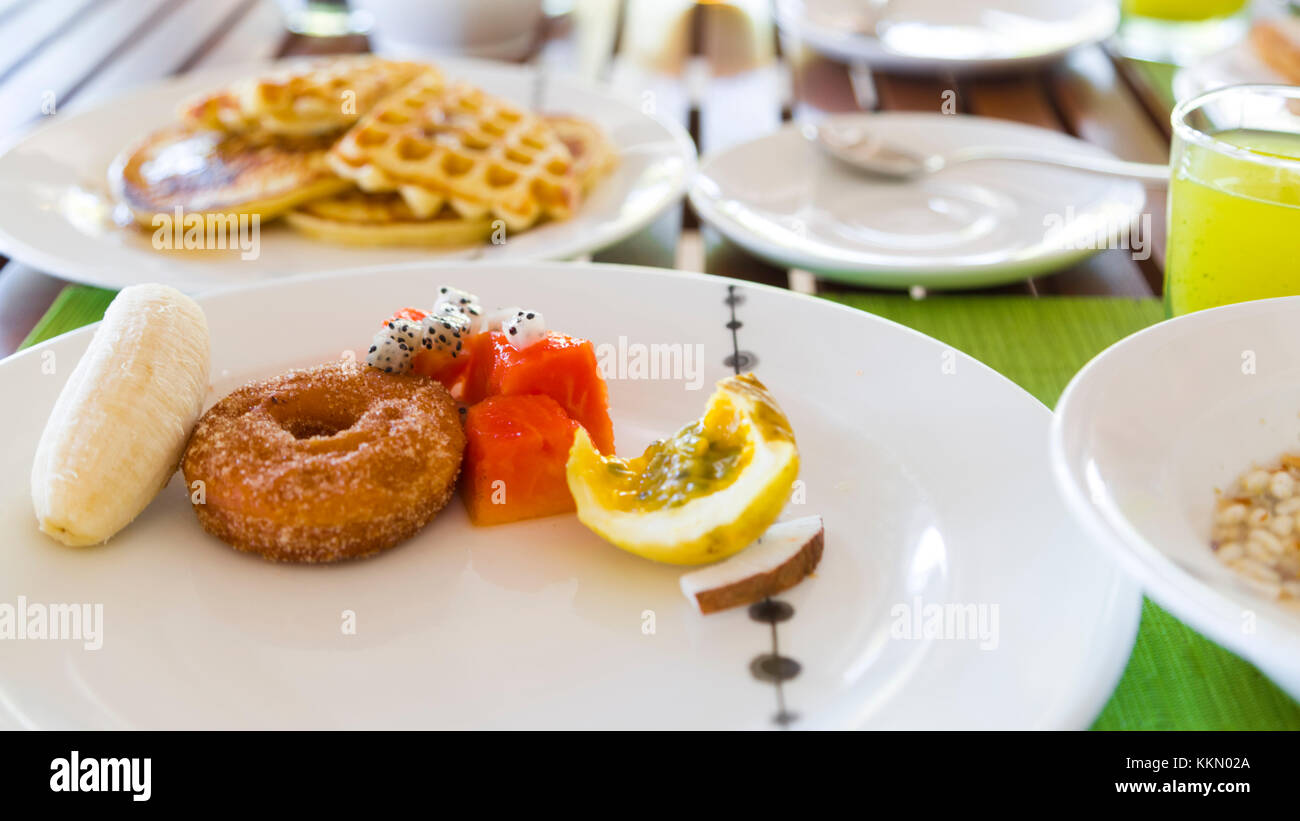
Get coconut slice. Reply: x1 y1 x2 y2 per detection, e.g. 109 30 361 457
679 515 824 614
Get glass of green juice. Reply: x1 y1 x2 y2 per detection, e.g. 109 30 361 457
1166 84 1300 316
1115 0 1250 64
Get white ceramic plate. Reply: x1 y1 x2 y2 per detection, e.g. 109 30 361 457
774 0 1118 74
1052 297 1300 698
689 113 1147 290
0 262 1139 729
1173 38 1288 102
0 58 696 293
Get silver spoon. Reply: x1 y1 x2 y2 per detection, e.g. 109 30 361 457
809 122 1171 184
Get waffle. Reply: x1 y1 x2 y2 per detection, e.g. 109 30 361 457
289 114 613 246
544 114 618 194
327 70 583 232
109 125 350 223
285 191 494 247
182 56 426 138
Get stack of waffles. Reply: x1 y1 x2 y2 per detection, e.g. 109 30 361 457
109 56 616 247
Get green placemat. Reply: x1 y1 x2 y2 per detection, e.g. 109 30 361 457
821 292 1300 730
22 285 1300 729
19 285 116 350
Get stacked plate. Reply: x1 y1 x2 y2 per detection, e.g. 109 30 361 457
773 0 1119 74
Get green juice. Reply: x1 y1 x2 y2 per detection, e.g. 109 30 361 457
1122 0 1248 21
1165 129 1300 316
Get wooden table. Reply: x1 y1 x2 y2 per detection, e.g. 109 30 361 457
0 0 1178 358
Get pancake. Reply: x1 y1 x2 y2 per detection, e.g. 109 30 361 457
109 125 351 224
111 57 427 227
284 190 494 247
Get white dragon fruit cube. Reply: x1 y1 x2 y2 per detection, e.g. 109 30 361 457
365 329 413 374
420 309 472 357
386 317 422 346
431 300 483 336
434 285 480 309
486 305 522 332
503 309 546 350
433 286 484 334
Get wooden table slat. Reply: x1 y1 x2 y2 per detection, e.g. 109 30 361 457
193 0 286 69
960 72 1060 128
695 0 792 289
532 0 621 81
1109 47 1177 140
1048 45 1171 293
0 0 32 25
588 2 693 270
0 262 64 354
872 70 954 112
73 0 252 108
0 0 176 133
0 0 281 356
0 0 96 84
786 45 867 119
278 32 370 59
1049 48 1172 166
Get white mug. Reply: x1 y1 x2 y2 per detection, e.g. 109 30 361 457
351 0 546 61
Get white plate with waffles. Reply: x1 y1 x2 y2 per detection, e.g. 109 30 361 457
0 262 1138 729
0 58 696 293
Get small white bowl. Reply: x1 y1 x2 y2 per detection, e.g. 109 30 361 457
1052 296 1300 696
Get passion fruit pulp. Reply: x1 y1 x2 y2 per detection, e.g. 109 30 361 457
566 373 799 565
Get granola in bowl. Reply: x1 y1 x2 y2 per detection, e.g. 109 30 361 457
1213 454 1300 602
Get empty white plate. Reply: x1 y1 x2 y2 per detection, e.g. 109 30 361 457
774 0 1119 74
689 113 1147 290
1053 297 1300 698
0 261 1138 728
0 58 696 292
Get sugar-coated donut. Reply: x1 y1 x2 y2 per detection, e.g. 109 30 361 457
182 360 465 562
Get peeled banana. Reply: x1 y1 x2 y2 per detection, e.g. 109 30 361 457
31 284 210 546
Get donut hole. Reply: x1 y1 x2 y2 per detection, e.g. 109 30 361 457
278 414 357 439
267 397 364 440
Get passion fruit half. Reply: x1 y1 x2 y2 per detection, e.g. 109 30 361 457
565 373 799 565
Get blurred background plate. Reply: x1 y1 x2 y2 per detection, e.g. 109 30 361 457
773 0 1119 74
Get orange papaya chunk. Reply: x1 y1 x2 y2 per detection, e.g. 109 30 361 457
462 331 615 454
462 394 580 526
